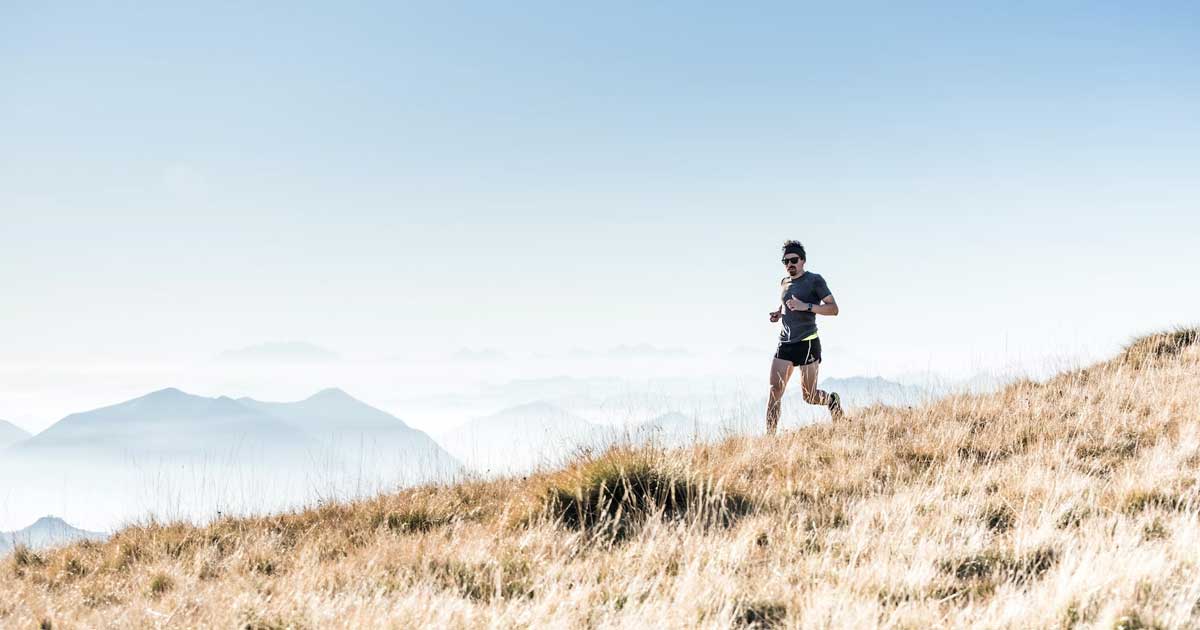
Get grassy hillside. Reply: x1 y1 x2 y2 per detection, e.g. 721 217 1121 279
5 330 1199 629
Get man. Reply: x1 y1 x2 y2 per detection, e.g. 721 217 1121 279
765 240 842 435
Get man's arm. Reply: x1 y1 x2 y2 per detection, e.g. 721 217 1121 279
812 294 838 316
788 294 838 315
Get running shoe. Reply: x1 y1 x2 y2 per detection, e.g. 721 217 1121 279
828 392 844 421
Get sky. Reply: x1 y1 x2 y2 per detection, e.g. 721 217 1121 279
3 2 1199 433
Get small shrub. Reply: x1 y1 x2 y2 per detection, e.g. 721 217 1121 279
981 502 1016 532
956 445 1014 465
108 542 144 572
240 610 311 630
248 556 277 576
1010 547 1059 584
197 560 222 580
384 508 447 534
872 446 941 486
1113 612 1161 630
1142 518 1170 541
148 573 174 597
945 552 999 580
426 558 532 601
940 546 1058 586
81 583 121 609
10 545 45 577
1123 490 1185 514
64 556 88 577
1057 505 1091 529
736 601 787 628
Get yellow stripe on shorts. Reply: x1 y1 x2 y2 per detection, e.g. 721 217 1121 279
800 332 819 341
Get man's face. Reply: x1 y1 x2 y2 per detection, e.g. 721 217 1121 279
782 254 803 276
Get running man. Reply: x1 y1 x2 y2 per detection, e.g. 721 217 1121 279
766 240 842 434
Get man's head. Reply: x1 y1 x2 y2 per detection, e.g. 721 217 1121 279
781 240 806 276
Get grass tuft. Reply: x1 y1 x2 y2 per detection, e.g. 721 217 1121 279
736 600 787 628
1123 490 1186 515
1113 612 1162 630
383 508 448 534
1122 327 1200 367
11 545 45 573
981 502 1016 532
148 573 174 597
941 546 1058 586
541 449 752 540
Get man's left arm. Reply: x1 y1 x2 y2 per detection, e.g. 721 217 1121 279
811 294 838 316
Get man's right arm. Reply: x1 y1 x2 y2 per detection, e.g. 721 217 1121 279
769 278 785 321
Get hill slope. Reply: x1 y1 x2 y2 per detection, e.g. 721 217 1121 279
0 419 30 449
238 387 461 484
4 329 1199 629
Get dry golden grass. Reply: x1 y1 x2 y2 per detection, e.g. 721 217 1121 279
4 330 1200 629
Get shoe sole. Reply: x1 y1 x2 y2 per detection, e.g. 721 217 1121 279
829 393 844 421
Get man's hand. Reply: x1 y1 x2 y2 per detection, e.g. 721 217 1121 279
769 308 782 322
785 296 808 312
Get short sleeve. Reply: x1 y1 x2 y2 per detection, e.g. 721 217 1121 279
815 274 832 300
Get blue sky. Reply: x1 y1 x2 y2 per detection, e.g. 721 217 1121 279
2 2 1199 428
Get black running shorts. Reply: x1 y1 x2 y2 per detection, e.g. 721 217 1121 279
774 337 821 366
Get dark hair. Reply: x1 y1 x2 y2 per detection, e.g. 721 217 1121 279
781 240 806 261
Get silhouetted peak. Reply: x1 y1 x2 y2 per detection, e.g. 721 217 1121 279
144 387 188 400
306 387 354 402
29 516 71 529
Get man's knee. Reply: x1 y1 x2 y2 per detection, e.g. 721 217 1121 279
802 389 821 404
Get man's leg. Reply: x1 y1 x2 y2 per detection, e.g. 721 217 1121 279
797 361 831 406
798 361 843 420
766 358 794 435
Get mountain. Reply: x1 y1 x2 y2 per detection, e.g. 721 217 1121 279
782 376 929 408
0 419 30 449
0 516 108 555
438 401 612 476
1 388 460 531
624 412 724 447
239 388 461 484
15 387 316 461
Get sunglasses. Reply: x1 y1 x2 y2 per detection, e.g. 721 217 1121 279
781 257 801 265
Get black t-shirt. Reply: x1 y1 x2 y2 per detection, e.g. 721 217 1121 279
779 272 831 344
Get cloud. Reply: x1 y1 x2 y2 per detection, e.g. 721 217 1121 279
605 344 690 358
450 347 508 361
216 341 341 363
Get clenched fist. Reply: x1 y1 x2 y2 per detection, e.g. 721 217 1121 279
785 296 809 312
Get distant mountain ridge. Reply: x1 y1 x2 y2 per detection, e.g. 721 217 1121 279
0 516 107 555
238 388 461 483
439 401 607 476
2 388 462 531
15 388 317 460
0 419 30 449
